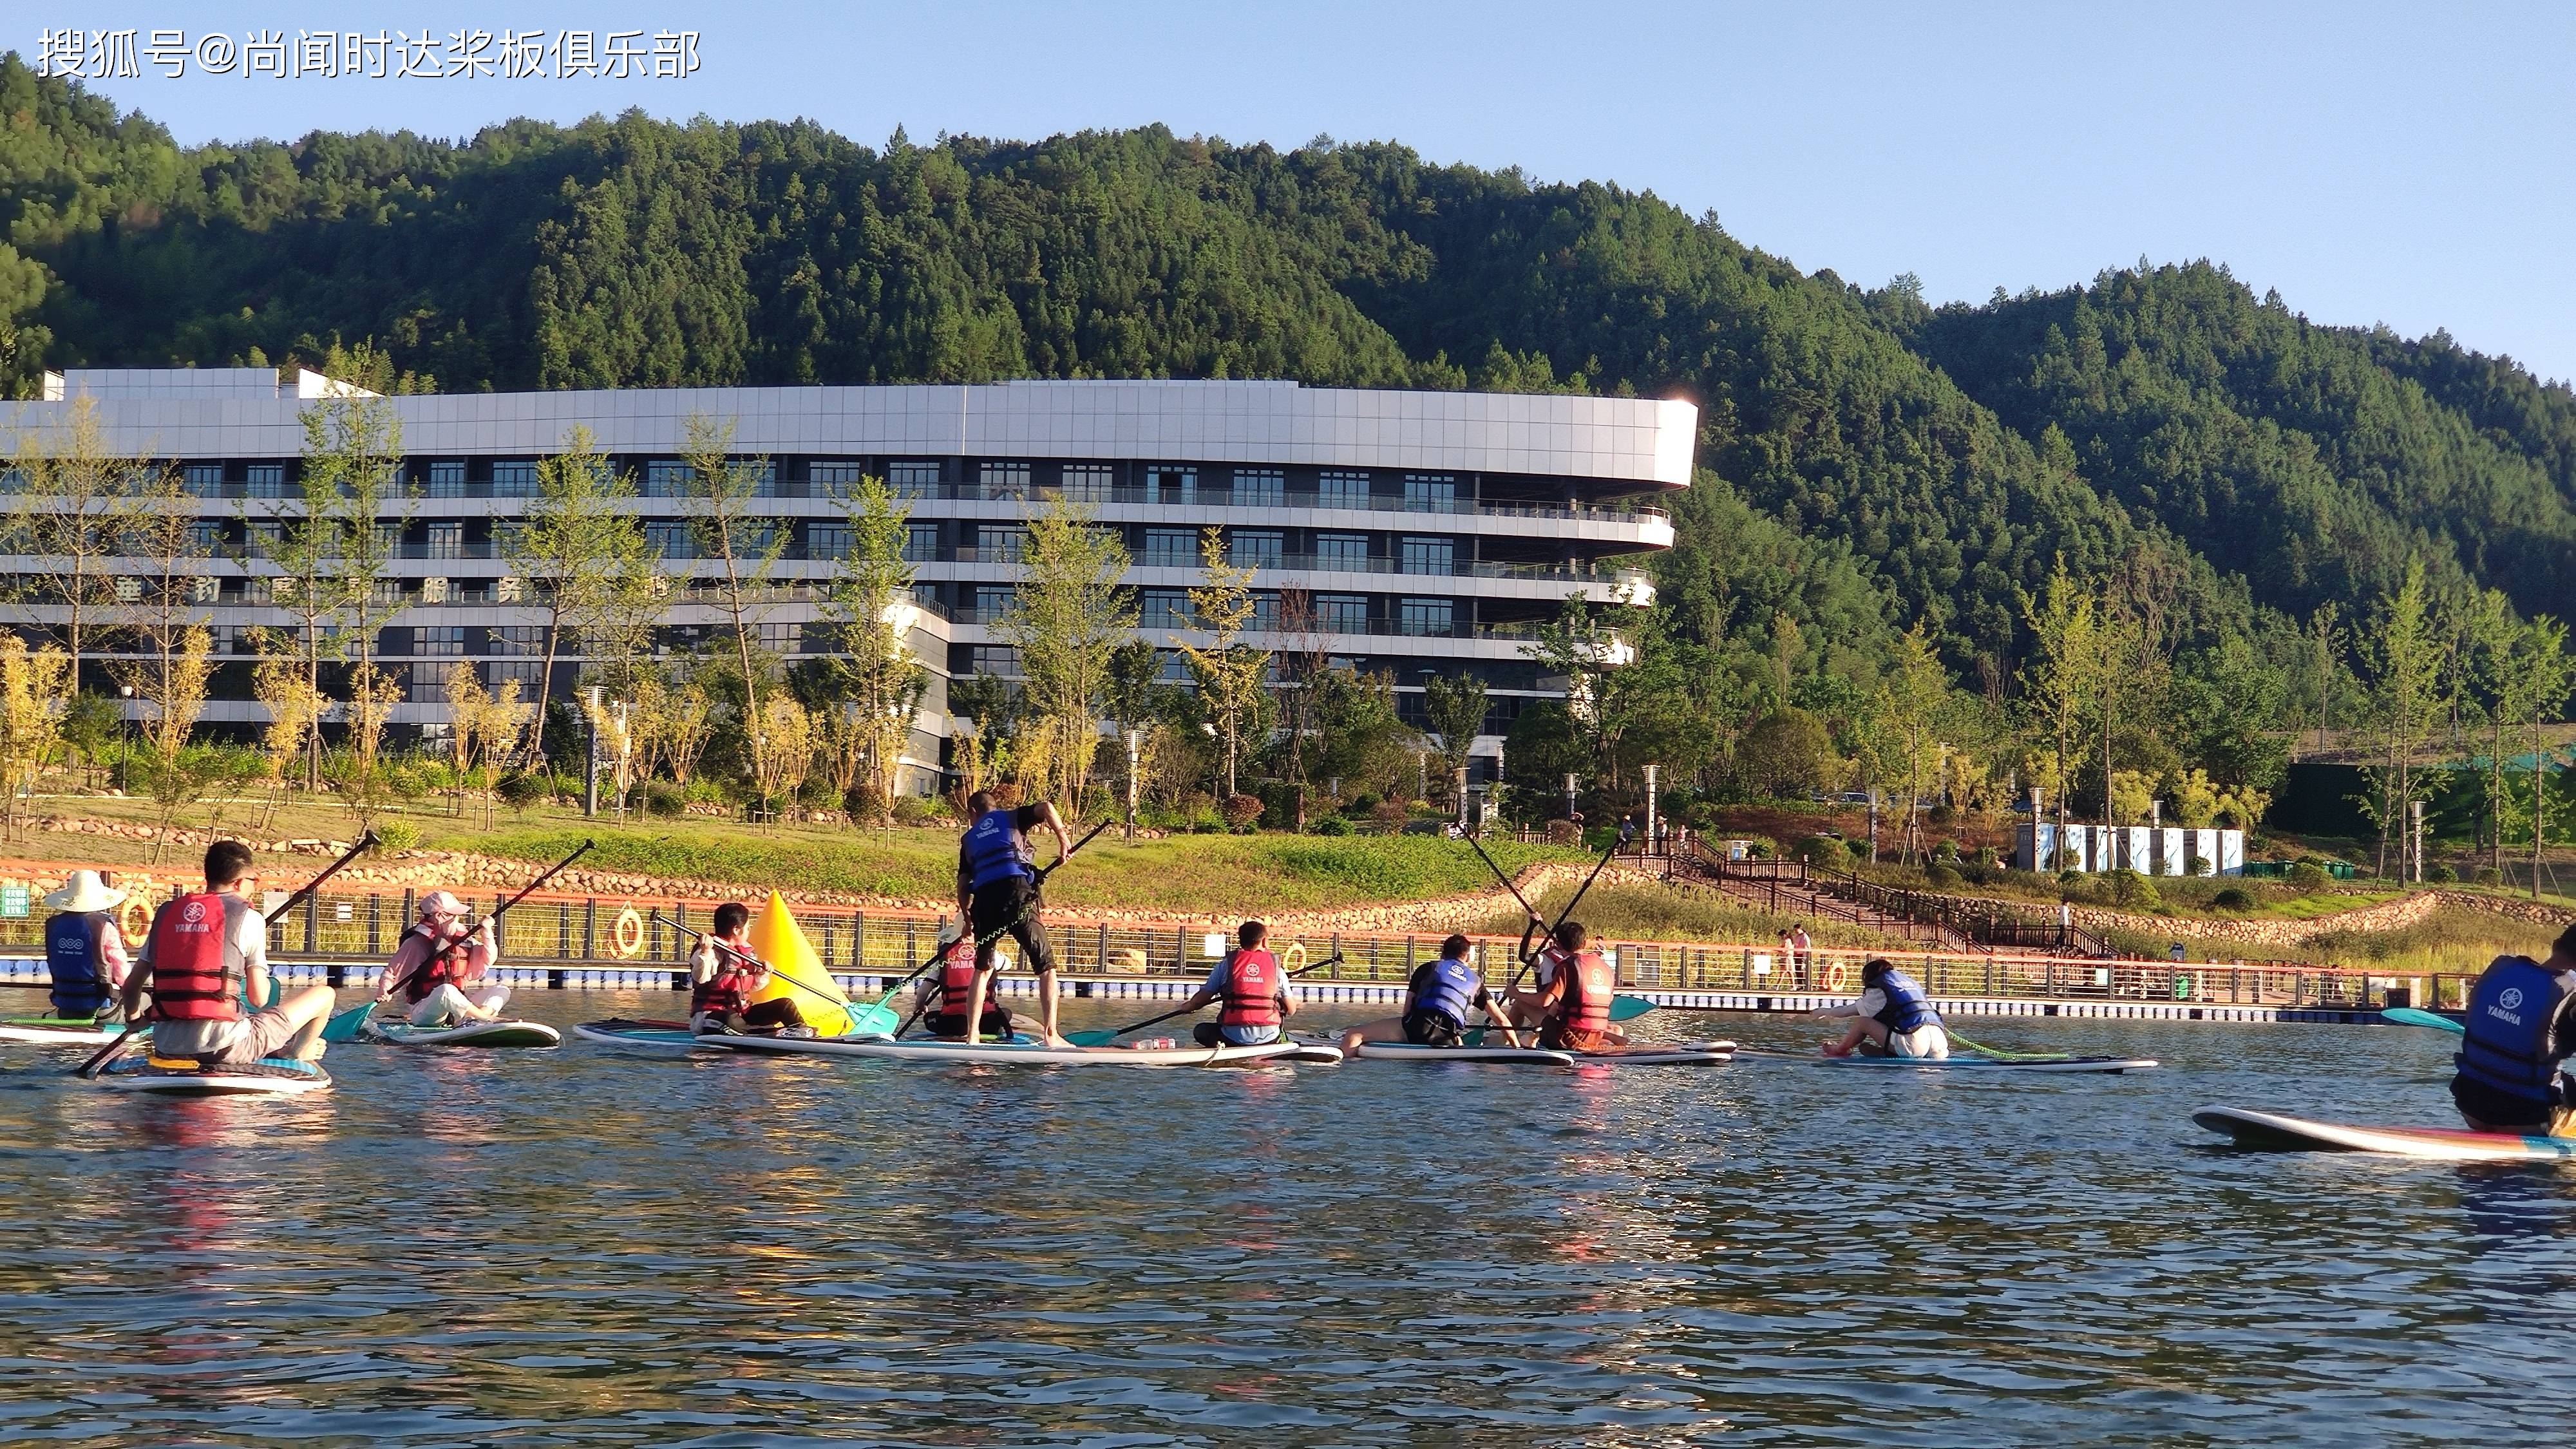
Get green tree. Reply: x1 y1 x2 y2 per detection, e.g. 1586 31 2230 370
680 413 785 810
1422 672 1489 808
508 425 650 762
1001 495 1133 810
1175 526 1268 801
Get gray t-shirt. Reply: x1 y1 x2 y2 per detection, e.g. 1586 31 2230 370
137 893 268 1057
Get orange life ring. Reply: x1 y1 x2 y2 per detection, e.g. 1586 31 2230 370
117 895 152 945
1823 959 1848 994
609 907 647 959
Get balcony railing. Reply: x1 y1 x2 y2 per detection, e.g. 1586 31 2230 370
884 480 1669 526
952 545 1648 587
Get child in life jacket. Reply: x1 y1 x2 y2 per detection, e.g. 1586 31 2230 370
689 902 813 1037
1173 920 1298 1047
916 916 1018 1041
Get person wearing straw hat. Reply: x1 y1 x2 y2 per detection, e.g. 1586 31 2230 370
915 914 1019 1041
43 869 131 1022
374 889 507 1027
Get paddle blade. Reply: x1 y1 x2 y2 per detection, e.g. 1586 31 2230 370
320 1001 374 1043
1610 994 1658 1021
2383 1006 2467 1035
1065 1029 1119 1047
844 1002 901 1036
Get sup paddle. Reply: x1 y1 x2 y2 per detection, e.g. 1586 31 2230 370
326 839 596 1044
848 817 1113 1036
80 830 383 1079
1063 951 1345 1046
661 918 864 1034
2382 1005 2466 1035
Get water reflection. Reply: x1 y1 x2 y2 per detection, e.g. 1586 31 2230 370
0 998 2564 1442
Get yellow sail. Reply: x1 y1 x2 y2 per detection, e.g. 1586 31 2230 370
744 891 855 1034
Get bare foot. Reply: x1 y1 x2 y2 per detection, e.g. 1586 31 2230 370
1819 1039 1854 1057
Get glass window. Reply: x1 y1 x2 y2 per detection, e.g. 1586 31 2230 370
757 621 802 654
416 625 466 658
488 626 544 656
978 526 1027 563
1403 473 1458 511
1250 591 1280 630
1398 598 1454 637
1141 589 1191 629
974 645 1024 677
408 665 447 705
1061 464 1114 502
245 522 283 559
1399 536 1454 576
424 522 466 560
903 524 939 563
811 461 872 495
488 659 542 688
1142 529 1197 567
808 523 853 562
1157 648 1191 683
422 460 466 498
1233 469 1285 507
1318 470 1372 508
645 459 693 497
183 464 224 497
1316 533 1370 567
887 460 942 496
491 460 537 498
1318 594 1370 632
244 464 288 498
1144 466 1196 503
189 522 225 552
645 521 692 559
981 461 1031 497
1229 530 1284 569
974 587 1016 620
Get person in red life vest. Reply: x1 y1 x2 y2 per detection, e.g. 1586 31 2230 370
954 789 1074 1046
687 901 814 1037
118 840 338 1066
42 869 131 1022
372 890 507 1027
916 916 1019 1041
1171 920 1298 1047
1501 925 1571 1034
1529 922 1627 1054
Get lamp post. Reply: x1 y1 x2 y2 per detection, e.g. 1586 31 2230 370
1643 762 1659 856
1564 772 1578 824
116 684 134 793
1124 728 1142 840
583 685 601 819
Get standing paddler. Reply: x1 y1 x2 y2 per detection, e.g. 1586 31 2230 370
1815 958 1950 1059
2450 927 2576 1137
954 790 1075 1046
43 870 131 1023
119 841 337 1067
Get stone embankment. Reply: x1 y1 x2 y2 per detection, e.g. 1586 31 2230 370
2041 889 2573 949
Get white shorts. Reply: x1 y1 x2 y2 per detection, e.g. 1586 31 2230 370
1890 1023 1950 1059
408 983 509 1026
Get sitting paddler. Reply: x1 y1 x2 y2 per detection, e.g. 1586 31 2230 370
43 869 131 1023
374 890 507 1027
688 902 814 1037
1339 934 1519 1051
954 790 1074 1046
1171 920 1299 1048
120 840 337 1065
1815 958 1950 1059
2450 929 2576 1136
916 916 1019 1041
1527 922 1626 1053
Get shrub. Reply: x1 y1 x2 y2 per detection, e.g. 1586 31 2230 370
1544 818 1581 846
497 772 549 814
1795 834 1844 867
1972 844 2000 869
643 780 685 817
1311 814 1352 836
2108 868 2161 909
1368 798 1410 831
1224 793 1265 830
1924 862 1963 889
2288 861 2331 893
2476 866 2502 886
2189 855 2213 877
1930 838 1961 862
2427 863 2458 884
2058 869 2087 889
374 820 421 851
2212 887 2254 911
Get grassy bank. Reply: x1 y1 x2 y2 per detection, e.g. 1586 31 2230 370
1463 881 1924 955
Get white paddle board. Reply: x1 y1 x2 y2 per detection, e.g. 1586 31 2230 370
2195 1106 2576 1160
1352 1041 1578 1065
364 1018 562 1048
1740 1049 2158 1074
571 1019 712 1054
0 1018 127 1046
710 1032 1307 1068
97 1056 332 1096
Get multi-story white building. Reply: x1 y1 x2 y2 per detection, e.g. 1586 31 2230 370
11 367 1693 795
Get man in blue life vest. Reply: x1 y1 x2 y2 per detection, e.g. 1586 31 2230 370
954 790 1074 1046
1171 920 1298 1048
2450 927 2576 1136
1815 957 1950 1059
42 869 131 1022
1338 933 1521 1051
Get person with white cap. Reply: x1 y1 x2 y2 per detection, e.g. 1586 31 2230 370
42 869 130 1021
374 889 506 1027
915 914 1019 1041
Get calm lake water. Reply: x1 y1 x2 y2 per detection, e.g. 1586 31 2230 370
0 993 2567 1446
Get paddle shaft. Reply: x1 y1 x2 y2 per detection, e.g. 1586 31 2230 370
78 831 382 1079
660 916 854 1024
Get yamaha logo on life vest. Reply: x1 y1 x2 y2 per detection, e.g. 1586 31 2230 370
181 900 205 925
2500 987 2526 1011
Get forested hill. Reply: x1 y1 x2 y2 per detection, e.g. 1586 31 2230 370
5 54 2575 684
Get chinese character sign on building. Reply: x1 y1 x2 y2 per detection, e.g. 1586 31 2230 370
34 27 702 80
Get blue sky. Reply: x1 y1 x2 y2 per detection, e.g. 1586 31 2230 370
43 3 2576 383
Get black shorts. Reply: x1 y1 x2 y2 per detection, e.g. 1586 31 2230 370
2451 1074 2556 1132
969 878 1057 974
929 1008 1014 1041
1402 1009 1464 1047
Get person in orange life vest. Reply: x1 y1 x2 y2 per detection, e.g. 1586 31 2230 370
1172 920 1298 1047
42 869 132 1022
1502 923 1577 1034
955 789 1074 1046
373 890 506 1027
688 901 813 1037
119 840 338 1065
915 915 1018 1041
1530 922 1626 1053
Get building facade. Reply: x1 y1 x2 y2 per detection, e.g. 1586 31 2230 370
12 368 1694 794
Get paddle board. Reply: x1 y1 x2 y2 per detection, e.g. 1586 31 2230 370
1351 1041 1579 1065
0 1018 127 1046
96 1056 332 1096
1738 1049 2158 1073
712 1033 1309 1068
1569 1043 1735 1066
2194 1106 2576 1160
571 1018 713 1053
363 1018 562 1048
